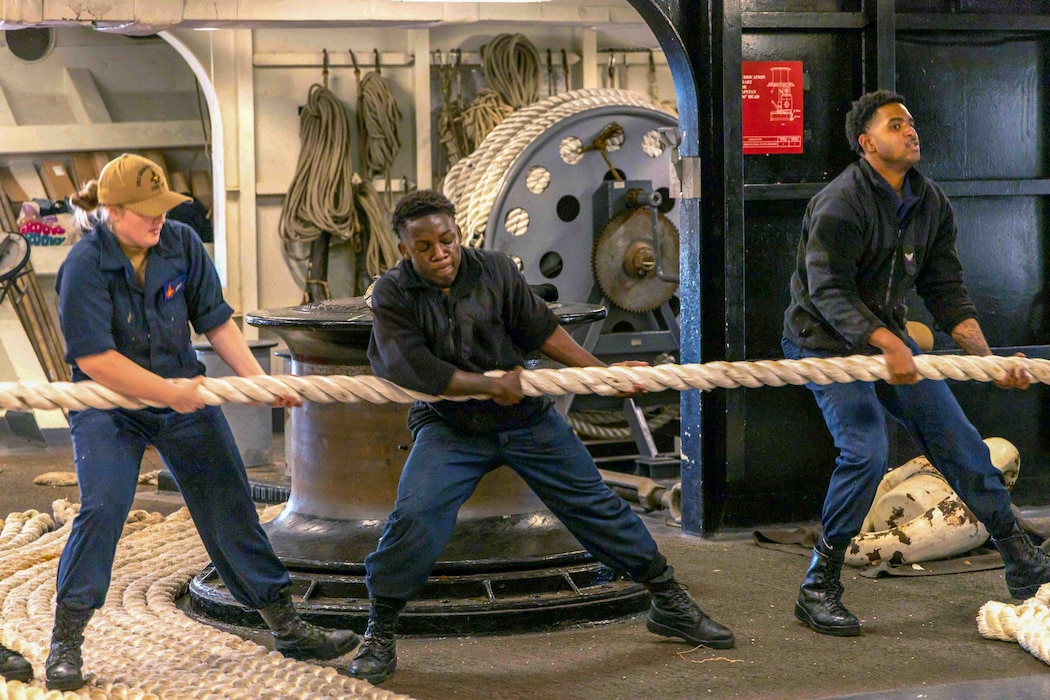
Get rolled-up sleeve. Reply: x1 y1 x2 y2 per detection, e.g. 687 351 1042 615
56 249 117 362
180 224 233 335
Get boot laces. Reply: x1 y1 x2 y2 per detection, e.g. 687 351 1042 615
48 640 82 666
653 580 698 618
825 579 848 610
362 619 396 650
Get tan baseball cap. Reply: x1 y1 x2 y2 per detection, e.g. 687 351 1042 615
98 153 191 217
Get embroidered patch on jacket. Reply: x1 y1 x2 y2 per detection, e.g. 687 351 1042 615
163 275 187 302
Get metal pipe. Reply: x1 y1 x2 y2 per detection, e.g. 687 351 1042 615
598 468 680 522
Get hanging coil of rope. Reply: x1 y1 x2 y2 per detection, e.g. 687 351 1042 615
353 175 400 287
350 49 403 204
278 79 360 261
460 88 515 153
482 33 541 109
454 33 541 154
279 54 399 295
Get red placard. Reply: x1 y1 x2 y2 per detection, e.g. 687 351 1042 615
742 61 804 154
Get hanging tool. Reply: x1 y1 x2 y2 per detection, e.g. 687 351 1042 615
546 48 554 97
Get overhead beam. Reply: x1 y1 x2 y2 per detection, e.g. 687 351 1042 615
0 121 204 155
62 67 112 124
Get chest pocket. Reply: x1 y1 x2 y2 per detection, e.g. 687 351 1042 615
157 274 192 358
109 276 149 357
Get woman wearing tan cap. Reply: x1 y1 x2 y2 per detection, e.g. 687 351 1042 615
45 154 359 691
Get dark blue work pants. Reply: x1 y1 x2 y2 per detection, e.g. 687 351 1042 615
782 336 1015 545
364 406 663 601
57 405 290 611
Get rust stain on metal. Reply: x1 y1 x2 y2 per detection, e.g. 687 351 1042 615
937 498 979 527
891 527 912 545
886 506 906 528
866 548 882 564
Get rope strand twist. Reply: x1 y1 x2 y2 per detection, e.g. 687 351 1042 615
0 353 1040 412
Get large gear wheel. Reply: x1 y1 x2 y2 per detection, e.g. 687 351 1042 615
593 206 679 312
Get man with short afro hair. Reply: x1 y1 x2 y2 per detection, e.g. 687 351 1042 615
348 189 736 684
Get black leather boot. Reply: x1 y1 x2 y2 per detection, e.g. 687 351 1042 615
346 598 404 684
0 642 32 683
795 539 860 637
257 588 360 661
993 522 1050 599
45 605 94 691
644 566 734 649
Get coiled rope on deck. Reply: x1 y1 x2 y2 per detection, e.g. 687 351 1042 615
0 354 1040 413
0 502 415 699
978 584 1050 666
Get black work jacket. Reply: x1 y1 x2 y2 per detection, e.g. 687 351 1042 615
783 159 977 354
367 247 559 434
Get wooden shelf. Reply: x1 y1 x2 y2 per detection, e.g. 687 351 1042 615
254 52 415 68
0 121 205 156
257 176 413 196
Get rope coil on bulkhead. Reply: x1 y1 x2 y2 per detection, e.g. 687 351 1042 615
482 33 541 110
278 71 399 296
350 49 403 205
278 83 359 260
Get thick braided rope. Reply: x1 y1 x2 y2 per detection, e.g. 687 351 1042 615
0 354 1040 412
977 584 1050 665
568 405 679 441
0 502 414 699
447 88 661 245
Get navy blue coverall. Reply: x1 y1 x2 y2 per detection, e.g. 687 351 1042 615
55 219 290 611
